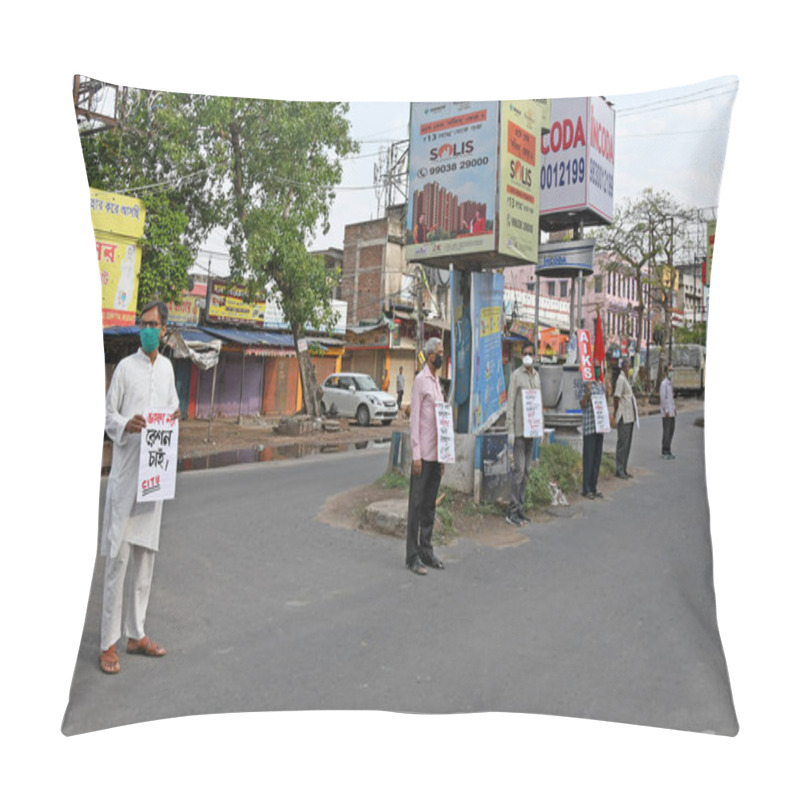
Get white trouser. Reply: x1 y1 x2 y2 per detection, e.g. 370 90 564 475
100 542 156 651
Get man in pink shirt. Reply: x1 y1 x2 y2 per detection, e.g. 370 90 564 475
406 338 446 575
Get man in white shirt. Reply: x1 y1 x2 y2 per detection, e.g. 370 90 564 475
99 300 180 674
612 358 636 479
660 363 677 459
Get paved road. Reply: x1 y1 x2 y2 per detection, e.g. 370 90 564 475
62 406 737 736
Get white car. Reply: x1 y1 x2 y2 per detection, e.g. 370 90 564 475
320 372 398 426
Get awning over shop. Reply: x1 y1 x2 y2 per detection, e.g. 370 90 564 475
103 326 140 336
198 326 296 348
165 327 222 371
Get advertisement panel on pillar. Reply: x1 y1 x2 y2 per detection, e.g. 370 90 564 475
469 271 505 434
406 101 499 262
497 100 543 264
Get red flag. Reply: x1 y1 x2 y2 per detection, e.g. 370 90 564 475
593 314 605 384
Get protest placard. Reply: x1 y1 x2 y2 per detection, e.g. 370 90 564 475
591 392 611 434
137 408 179 502
577 329 593 381
436 402 456 464
522 388 544 439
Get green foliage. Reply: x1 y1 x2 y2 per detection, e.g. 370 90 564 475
600 452 616 479
674 322 707 345
137 192 193 306
523 443 583 510
539 443 583 495
196 97 358 334
434 493 455 543
379 470 409 490
525 468 553 509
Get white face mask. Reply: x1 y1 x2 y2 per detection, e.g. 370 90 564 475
522 355 533 367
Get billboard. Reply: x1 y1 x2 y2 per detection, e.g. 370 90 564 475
207 280 266 325
497 100 543 263
90 188 145 327
407 101 499 262
539 97 615 229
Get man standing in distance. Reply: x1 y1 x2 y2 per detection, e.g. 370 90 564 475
396 365 405 409
660 362 677 459
505 340 541 526
612 358 636 479
99 300 180 674
406 338 446 575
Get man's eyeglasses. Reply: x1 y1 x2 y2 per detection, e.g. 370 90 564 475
138 320 162 328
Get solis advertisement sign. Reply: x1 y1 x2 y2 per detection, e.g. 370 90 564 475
407 101 499 261
539 96 615 224
90 188 146 328
497 100 543 263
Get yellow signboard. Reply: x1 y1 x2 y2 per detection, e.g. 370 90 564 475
90 189 145 327
497 100 543 264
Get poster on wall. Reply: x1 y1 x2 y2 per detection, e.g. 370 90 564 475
470 271 505 433
407 101 499 262
497 100 543 263
91 188 146 327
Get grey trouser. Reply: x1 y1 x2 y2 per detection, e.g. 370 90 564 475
662 415 675 454
406 460 442 566
615 421 634 475
510 436 535 516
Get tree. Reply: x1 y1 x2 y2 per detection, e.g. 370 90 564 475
79 87 213 308
596 188 695 389
195 97 358 417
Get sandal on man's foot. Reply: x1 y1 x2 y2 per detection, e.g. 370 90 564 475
127 635 166 657
99 645 120 674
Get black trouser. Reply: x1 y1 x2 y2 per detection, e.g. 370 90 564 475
406 460 442 566
662 415 675 455
615 421 634 475
397 390 404 407
582 433 604 495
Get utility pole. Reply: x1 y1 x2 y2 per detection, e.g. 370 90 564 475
416 265 425 369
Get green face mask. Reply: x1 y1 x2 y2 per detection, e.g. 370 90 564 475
139 326 161 353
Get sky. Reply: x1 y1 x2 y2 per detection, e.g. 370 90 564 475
6 3 798 798
203 77 738 271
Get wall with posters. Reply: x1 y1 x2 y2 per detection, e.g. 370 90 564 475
91 188 146 327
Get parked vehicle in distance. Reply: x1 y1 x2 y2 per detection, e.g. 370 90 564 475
646 344 705 396
320 372 398 426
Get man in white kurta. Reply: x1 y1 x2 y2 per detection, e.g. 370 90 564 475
99 300 179 674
